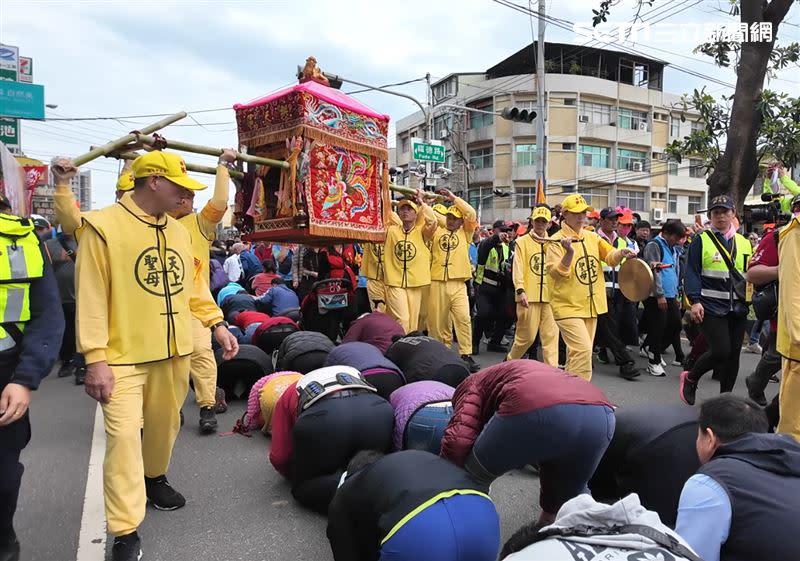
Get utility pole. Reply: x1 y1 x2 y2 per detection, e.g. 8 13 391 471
535 0 546 195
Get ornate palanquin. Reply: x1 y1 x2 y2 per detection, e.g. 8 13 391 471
233 80 391 244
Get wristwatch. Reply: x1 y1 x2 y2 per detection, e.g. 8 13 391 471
516 288 526 295
211 320 229 332
218 158 235 170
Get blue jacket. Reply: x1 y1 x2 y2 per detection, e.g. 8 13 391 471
240 250 262 280
257 283 299 316
2 243 65 389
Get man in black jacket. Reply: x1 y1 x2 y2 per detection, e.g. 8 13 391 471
472 220 513 354
675 394 800 561
0 203 65 561
385 334 470 388
327 450 500 561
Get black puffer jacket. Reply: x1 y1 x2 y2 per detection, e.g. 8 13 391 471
276 331 335 373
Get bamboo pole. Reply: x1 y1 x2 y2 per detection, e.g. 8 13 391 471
98 148 244 179
135 134 289 169
71 112 187 167
389 183 445 201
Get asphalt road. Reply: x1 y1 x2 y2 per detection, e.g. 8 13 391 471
16 345 773 561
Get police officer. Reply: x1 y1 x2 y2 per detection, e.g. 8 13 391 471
473 220 513 355
0 196 65 561
507 206 558 364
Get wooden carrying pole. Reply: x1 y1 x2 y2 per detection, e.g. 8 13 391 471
389 183 445 201
71 112 188 167
135 134 289 169
97 149 245 180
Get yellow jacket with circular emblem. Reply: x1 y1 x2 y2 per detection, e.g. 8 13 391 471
430 198 477 282
383 204 437 288
512 233 550 303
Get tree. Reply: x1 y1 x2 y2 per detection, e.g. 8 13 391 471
594 0 797 208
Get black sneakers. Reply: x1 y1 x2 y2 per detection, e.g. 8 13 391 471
461 355 480 373
112 532 141 561
619 362 641 381
199 407 218 434
486 342 509 353
145 475 186 511
57 361 75 378
74 367 86 386
0 538 20 561
745 377 768 407
679 371 698 406
214 387 228 414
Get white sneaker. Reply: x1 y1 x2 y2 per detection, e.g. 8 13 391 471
640 346 666 367
743 343 763 354
648 363 666 377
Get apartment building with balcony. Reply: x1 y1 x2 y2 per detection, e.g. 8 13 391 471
395 42 708 225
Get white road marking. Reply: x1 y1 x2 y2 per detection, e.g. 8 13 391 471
76 403 107 561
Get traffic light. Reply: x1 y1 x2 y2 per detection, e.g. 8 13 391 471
500 107 537 123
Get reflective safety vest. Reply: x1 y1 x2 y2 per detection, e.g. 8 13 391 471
601 235 628 290
0 214 44 352
296 365 376 412
699 231 751 302
476 243 509 287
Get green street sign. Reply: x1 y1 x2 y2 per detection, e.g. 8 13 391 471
412 141 446 163
0 117 18 146
0 81 45 120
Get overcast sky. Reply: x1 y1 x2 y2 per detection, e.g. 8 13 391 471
4 0 800 208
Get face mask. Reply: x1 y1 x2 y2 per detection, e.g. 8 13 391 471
619 225 632 237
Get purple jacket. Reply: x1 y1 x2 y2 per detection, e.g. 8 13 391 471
389 381 454 451
342 311 405 354
324 342 404 379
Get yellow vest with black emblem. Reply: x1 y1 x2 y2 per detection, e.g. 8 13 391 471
80 201 195 365
431 226 472 281
699 231 751 303
547 227 609 319
383 223 431 288
179 213 214 283
0 214 44 351
360 242 385 281
514 234 550 303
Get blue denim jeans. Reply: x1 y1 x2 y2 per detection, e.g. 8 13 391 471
404 403 454 455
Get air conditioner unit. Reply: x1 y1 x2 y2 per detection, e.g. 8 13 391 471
653 208 664 221
439 130 449 140
579 115 590 123
638 122 648 131
631 161 644 172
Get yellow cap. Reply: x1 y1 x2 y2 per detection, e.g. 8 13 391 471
116 171 134 192
132 151 206 191
397 198 419 211
445 205 464 219
530 206 552 222
432 203 448 215
561 194 592 214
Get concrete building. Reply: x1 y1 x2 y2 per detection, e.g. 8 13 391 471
70 169 92 210
395 42 708 225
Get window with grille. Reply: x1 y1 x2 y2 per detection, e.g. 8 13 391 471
433 114 453 140
688 195 703 214
579 145 610 168
617 148 648 171
617 107 649 130
515 144 537 167
617 190 646 211
432 78 457 102
579 101 613 125
469 147 493 169
516 187 535 208
468 99 494 129
668 194 678 213
689 159 705 178
668 162 679 176
670 118 680 137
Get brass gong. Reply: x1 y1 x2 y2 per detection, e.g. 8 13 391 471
618 258 654 302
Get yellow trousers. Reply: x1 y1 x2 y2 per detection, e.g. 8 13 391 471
555 317 597 381
189 316 217 407
102 355 191 535
385 285 424 333
366 278 387 312
429 279 472 356
418 284 430 333
779 358 800 442
507 302 559 366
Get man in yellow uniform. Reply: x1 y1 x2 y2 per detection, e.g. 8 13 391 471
775 211 800 440
545 194 637 381
54 150 236 434
428 189 479 372
68 152 238 561
361 243 387 311
383 191 437 333
507 206 558 365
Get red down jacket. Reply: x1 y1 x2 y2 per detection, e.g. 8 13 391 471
440 360 613 466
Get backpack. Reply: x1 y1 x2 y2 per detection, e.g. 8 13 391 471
209 259 228 293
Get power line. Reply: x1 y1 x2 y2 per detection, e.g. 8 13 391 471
44 106 232 122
